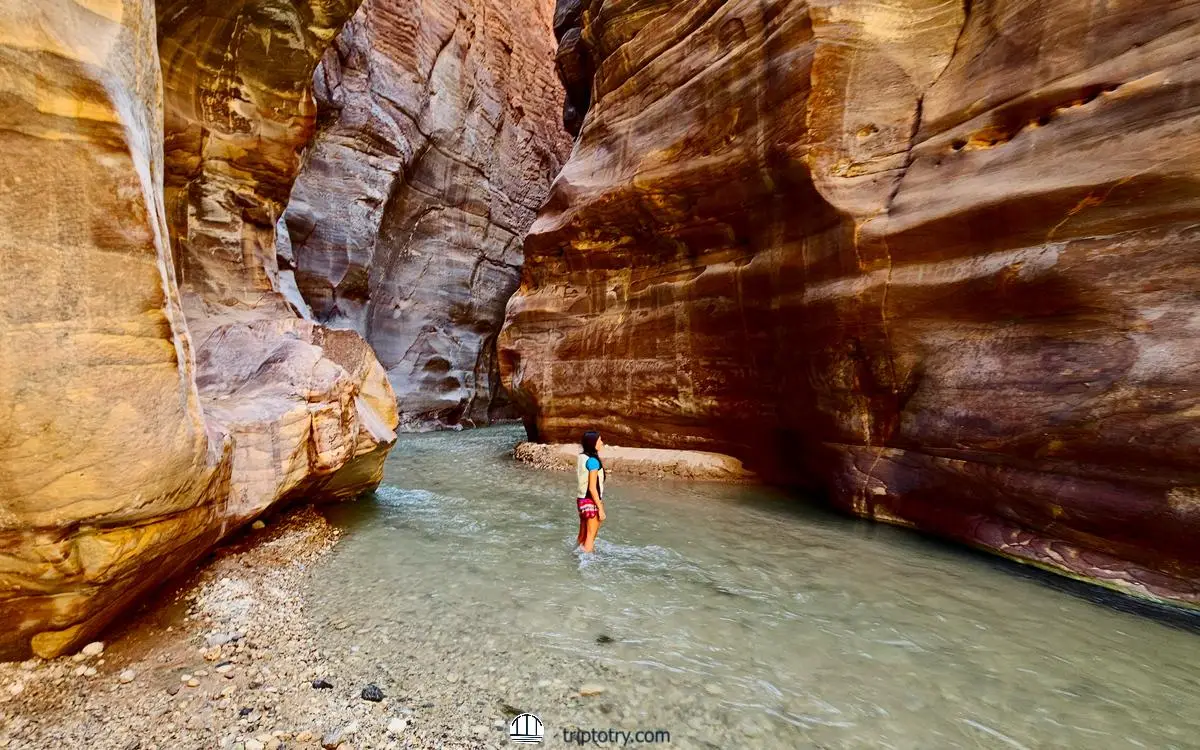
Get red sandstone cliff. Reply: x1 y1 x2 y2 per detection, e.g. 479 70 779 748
281 0 571 429
500 0 1200 606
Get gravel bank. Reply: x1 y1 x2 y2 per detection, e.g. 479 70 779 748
0 507 534 750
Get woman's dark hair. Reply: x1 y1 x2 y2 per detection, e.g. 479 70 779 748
581 430 602 467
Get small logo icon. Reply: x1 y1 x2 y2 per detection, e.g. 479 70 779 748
509 713 544 744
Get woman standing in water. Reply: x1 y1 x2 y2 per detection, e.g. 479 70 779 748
576 430 607 553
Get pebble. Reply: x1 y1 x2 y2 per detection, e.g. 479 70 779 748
80 642 104 657
180 674 193 683
187 678 200 688
245 740 264 750
322 722 357 749
579 684 606 697
296 731 314 742
118 670 135 684
361 684 384 702
445 673 460 683
74 666 88 677
83 667 97 678
311 678 334 690
386 717 408 735
251 520 266 530
206 633 233 648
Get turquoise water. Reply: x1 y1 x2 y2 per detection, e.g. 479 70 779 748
313 426 1200 749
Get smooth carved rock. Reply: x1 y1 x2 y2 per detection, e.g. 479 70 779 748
281 0 570 429
157 0 361 329
500 0 1200 606
0 0 396 659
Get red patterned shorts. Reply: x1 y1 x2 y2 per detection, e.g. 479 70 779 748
577 497 599 519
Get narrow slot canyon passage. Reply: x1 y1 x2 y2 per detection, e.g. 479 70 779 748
1 0 1199 748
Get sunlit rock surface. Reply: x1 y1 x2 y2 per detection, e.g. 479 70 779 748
281 0 570 429
500 0 1200 605
0 0 396 659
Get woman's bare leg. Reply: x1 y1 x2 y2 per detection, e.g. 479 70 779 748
582 517 600 553
577 515 587 546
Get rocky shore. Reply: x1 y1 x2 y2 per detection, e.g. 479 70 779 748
514 442 756 482
0 508 530 750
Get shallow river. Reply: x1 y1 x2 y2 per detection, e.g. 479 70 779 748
315 427 1200 749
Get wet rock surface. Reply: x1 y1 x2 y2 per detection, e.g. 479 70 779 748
500 0 1200 605
514 442 755 482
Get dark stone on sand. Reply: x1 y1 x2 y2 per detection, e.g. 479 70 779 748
596 634 614 644
239 707 253 717
361 684 384 702
312 678 334 690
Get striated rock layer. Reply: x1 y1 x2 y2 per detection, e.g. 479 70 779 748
501 0 1200 605
0 0 396 659
281 0 570 428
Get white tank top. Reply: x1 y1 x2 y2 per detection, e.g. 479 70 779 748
576 453 605 499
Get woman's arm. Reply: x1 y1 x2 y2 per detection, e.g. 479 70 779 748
588 471 606 522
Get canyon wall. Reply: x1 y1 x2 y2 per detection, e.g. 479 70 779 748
281 0 571 428
501 0 1200 606
0 0 396 659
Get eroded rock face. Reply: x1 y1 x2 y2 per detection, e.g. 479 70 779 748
156 0 399 516
281 0 570 428
157 0 361 329
0 0 396 659
501 0 1200 605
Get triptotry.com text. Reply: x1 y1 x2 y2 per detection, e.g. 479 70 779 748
562 728 671 745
